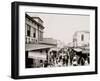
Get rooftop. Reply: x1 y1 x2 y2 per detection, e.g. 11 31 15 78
25 14 44 29
74 31 90 34
32 17 43 23
39 38 57 46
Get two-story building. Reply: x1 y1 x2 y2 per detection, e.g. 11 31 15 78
73 31 90 56
25 14 57 68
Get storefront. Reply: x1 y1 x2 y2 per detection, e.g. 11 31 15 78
25 44 56 68
28 50 47 68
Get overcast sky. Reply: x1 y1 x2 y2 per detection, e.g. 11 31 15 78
27 12 90 44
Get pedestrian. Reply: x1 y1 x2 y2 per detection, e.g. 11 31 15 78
39 60 43 67
44 60 48 67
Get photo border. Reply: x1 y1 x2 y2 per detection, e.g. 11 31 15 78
11 1 98 79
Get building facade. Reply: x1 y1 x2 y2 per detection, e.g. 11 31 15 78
25 14 44 44
73 31 90 47
25 14 57 68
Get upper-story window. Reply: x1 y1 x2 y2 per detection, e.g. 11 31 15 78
27 24 31 37
33 28 36 38
81 34 84 41
39 31 43 41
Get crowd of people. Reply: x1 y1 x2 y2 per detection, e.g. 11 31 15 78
43 47 90 67
28 47 90 68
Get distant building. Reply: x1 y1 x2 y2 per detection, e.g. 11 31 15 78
73 31 90 47
25 14 57 68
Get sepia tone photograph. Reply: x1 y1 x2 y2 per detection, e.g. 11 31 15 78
11 2 97 79
25 12 90 68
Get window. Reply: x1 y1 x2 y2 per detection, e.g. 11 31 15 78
27 24 31 37
33 28 36 38
33 33 36 38
81 34 84 41
25 37 27 43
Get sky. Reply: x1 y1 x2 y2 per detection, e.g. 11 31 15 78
27 12 90 44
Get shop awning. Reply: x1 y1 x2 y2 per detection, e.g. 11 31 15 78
26 44 56 51
73 48 82 52
28 51 46 60
82 50 89 53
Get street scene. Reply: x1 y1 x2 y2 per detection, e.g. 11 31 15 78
25 13 90 68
